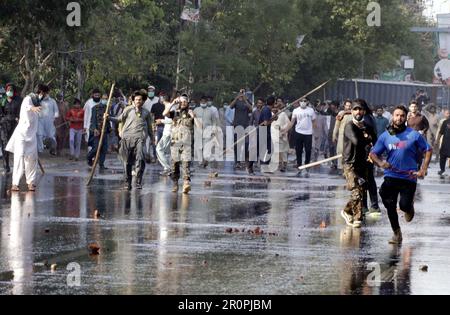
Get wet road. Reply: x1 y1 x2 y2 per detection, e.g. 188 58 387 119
1 156 450 295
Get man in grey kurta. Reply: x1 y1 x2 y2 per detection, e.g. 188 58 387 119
111 90 153 190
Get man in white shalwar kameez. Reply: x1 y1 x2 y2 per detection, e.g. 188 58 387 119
194 96 220 169
272 102 290 172
37 87 59 155
6 85 44 192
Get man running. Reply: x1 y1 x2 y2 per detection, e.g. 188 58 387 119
369 105 432 244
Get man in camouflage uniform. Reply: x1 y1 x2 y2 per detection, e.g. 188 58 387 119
341 100 376 229
163 95 194 194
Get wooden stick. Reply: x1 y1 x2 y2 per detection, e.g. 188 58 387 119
223 80 331 155
298 154 342 171
86 83 115 186
38 159 45 174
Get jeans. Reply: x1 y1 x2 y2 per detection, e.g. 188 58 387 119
70 129 83 158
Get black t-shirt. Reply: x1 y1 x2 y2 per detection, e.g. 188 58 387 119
151 102 165 122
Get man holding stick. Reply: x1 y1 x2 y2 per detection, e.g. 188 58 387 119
108 90 153 190
370 105 432 244
340 101 376 229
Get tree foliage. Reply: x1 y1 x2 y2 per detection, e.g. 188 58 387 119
0 0 437 102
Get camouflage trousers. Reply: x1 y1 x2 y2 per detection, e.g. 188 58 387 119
170 142 191 182
343 164 367 221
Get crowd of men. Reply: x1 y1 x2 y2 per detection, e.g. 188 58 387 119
1 82 450 244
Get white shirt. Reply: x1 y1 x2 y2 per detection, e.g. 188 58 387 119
162 117 173 136
292 107 316 135
83 98 98 130
6 96 39 156
39 97 59 120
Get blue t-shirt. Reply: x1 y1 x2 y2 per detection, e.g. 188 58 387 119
259 105 272 125
371 127 431 182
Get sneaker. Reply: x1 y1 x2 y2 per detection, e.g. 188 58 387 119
368 207 382 217
99 165 109 170
296 170 303 178
124 183 132 191
404 205 415 223
28 184 36 192
247 167 255 175
136 183 143 190
11 185 20 192
304 170 310 178
341 210 354 227
388 229 403 244
69 156 74 161
438 170 445 176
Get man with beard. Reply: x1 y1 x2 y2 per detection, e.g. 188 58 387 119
109 90 153 190
340 101 376 229
164 95 195 194
83 88 102 149
0 83 22 173
370 106 432 244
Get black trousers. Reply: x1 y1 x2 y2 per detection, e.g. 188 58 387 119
379 177 416 232
363 163 380 209
440 154 449 172
294 132 312 167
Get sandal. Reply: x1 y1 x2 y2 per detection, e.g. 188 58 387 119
11 185 20 192
28 184 36 192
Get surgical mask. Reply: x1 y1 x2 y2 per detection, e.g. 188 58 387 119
6 91 14 98
93 97 101 103
200 103 207 108
300 102 307 109
101 100 108 105
207 101 213 107
148 92 155 98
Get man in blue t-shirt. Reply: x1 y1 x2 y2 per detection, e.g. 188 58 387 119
370 105 432 245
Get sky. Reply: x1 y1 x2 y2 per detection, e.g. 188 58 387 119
424 0 450 19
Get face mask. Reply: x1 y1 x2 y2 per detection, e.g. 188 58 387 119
148 92 155 98
101 100 108 105
200 103 207 108
6 91 14 98
93 97 101 103
207 101 213 107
